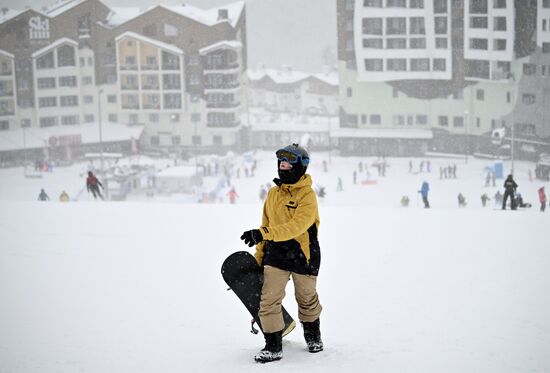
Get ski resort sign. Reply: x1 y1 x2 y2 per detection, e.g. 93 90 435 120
29 16 50 40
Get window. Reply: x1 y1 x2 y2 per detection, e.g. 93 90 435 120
494 17 507 31
470 0 488 13
189 74 200 86
0 121 9 130
364 0 382 6
143 24 157 36
470 16 488 28
476 117 481 128
145 56 157 68
80 57 85 67
543 43 550 53
36 52 54 69
129 114 139 124
347 87 353 97
410 58 430 71
37 78 56 89
387 38 407 49
470 38 488 50
21 119 31 128
192 135 202 145
164 94 182 109
363 18 383 34
164 23 178 36
436 38 448 49
386 0 406 7
438 116 448 127
163 74 181 89
387 59 407 71
433 0 447 13
522 94 536 105
365 59 383 71
370 114 381 125
506 91 511 103
544 0 550 7
453 116 464 128
213 136 223 146
363 38 383 48
433 59 446 71
38 97 57 107
83 95 93 104
149 113 159 122
494 39 506 50
476 89 485 100
88 57 93 66
125 56 137 66
172 136 181 145
410 38 426 49
108 114 118 122
493 0 506 8
107 95 117 103
410 0 424 8
453 90 464 99
59 76 77 87
82 76 93 85
188 55 200 66
150 136 160 145
410 18 425 34
416 114 428 125
544 19 547 31
57 45 75 67
60 95 78 106
386 18 406 34
62 115 80 125
40 117 57 127
393 115 405 126
435 17 448 34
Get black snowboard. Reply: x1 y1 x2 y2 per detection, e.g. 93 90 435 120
221 251 296 337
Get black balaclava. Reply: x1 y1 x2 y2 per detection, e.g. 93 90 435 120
277 160 307 185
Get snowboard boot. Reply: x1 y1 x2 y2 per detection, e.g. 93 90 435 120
254 330 283 363
302 318 323 353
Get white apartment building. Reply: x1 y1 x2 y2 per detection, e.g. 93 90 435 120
538 0 550 50
0 50 16 131
464 0 515 80
353 0 452 81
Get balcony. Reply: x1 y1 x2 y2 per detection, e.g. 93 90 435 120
0 90 14 97
204 62 239 71
143 103 160 110
0 70 13 76
121 104 139 110
142 84 160 90
142 64 159 71
204 82 240 90
206 101 240 109
121 84 139 90
0 110 15 116
207 120 240 128
120 64 138 71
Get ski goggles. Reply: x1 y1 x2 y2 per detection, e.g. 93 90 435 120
276 148 309 165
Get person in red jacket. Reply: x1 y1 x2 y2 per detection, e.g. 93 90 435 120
538 186 547 212
226 186 239 204
86 171 104 200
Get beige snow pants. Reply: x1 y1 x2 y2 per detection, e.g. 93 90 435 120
259 265 323 333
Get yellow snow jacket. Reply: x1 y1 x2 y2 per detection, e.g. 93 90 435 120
254 174 320 274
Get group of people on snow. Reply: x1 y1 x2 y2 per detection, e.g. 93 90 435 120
37 171 104 202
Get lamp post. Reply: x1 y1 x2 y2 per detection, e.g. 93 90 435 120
97 88 104 175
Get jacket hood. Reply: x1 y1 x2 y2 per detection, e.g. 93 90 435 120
274 174 312 190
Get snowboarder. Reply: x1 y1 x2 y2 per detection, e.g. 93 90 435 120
418 181 430 208
538 186 547 212
240 144 323 363
336 177 343 192
37 189 49 201
502 174 518 210
86 171 104 200
457 193 466 208
481 193 490 207
227 186 239 204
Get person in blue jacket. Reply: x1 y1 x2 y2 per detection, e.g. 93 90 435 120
419 181 430 208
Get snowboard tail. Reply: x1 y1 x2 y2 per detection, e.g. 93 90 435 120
221 251 295 337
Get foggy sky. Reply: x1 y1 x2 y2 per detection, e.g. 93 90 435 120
2 0 337 73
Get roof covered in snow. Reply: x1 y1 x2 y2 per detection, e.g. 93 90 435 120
0 123 144 152
115 32 183 55
0 49 14 59
31 38 78 58
248 67 338 86
105 7 141 27
0 8 48 25
332 128 434 139
159 1 244 28
45 0 88 17
199 40 242 55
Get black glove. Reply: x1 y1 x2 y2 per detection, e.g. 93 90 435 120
240 229 263 247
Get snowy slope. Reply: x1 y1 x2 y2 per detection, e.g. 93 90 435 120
1 152 550 372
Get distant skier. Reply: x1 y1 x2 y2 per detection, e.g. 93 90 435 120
336 177 343 192
240 144 323 363
494 190 503 208
86 171 104 200
480 193 490 207
227 186 239 204
59 190 70 202
457 193 466 208
401 195 410 207
538 187 547 212
418 181 430 208
37 189 49 201
502 174 517 210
